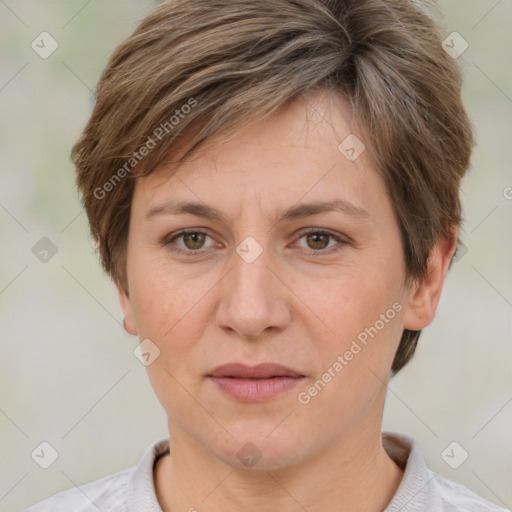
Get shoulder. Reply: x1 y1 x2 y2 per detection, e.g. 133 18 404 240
432 473 510 512
21 466 134 512
22 437 170 512
382 432 510 512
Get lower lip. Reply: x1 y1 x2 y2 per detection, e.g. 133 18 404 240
208 376 304 402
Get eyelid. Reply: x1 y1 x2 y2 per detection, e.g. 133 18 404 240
294 226 346 240
292 227 349 254
162 228 217 253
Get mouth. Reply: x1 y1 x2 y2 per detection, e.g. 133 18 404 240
207 362 306 402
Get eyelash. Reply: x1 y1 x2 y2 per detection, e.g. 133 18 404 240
162 228 348 256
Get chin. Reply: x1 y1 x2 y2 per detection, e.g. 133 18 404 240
211 422 310 471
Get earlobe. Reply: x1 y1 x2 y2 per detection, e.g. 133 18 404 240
116 283 138 335
402 227 458 331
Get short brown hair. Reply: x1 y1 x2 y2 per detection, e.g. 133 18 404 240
72 0 474 375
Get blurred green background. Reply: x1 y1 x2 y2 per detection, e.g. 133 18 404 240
1 1 511 510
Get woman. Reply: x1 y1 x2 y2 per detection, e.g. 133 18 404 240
24 0 508 510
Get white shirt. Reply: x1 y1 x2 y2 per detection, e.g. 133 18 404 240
23 431 509 511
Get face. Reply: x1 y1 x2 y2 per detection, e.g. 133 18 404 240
118 90 451 470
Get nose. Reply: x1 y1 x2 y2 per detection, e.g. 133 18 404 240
215 240 292 340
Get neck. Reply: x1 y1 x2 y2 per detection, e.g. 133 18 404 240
155 423 404 512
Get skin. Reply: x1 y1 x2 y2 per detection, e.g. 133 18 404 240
118 90 456 512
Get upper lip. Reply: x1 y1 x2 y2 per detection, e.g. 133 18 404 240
208 362 305 379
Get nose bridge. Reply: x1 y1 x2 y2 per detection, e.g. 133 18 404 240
233 234 273 297
216 233 290 338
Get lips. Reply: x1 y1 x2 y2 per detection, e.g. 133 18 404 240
207 362 306 402
207 362 305 379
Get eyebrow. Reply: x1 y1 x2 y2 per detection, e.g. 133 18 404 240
144 198 371 224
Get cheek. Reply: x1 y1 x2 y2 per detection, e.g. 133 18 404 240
129 265 210 418
300 264 405 396
127 258 227 401
300 261 403 339
128 256 209 336
297 301 404 429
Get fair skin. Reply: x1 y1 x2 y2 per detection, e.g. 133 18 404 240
118 90 456 512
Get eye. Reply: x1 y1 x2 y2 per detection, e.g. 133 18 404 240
162 227 348 256
163 228 217 254
294 228 347 254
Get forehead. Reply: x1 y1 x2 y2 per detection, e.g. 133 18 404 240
131 91 387 221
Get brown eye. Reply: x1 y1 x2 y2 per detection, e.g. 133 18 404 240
305 232 330 250
182 232 206 250
163 228 215 255
295 229 347 255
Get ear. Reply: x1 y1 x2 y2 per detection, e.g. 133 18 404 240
116 282 138 335
402 226 458 331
